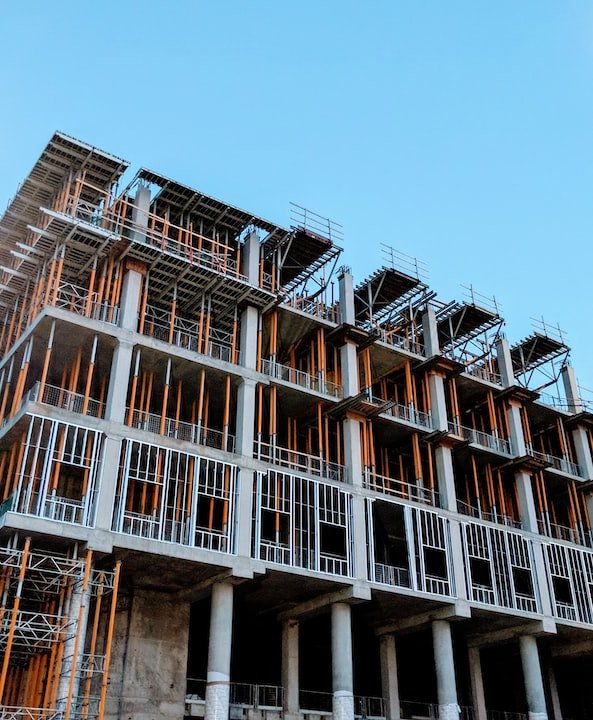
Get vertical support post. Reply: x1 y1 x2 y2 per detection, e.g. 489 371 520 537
205 582 234 720
331 602 354 720
432 620 460 720
379 634 401 720
468 646 487 720
519 635 548 720
282 619 300 720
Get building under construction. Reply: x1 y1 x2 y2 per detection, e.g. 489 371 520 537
1 131 593 720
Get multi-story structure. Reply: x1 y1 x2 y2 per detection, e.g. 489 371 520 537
1 131 593 720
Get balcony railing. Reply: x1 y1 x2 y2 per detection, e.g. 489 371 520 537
261 358 342 398
526 445 583 478
27 382 105 419
254 440 345 482
457 499 522 530
284 295 340 324
463 362 502 386
127 408 235 452
54 281 120 326
462 426 513 456
383 401 432 429
376 328 425 357
538 516 593 548
373 562 411 589
363 467 438 506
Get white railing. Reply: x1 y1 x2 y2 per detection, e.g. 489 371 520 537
259 540 291 565
456 499 522 530
319 553 349 576
0 710 63 720
377 328 425 356
462 426 513 456
373 562 411 589
463 362 502 386
254 440 345 482
526 445 582 478
29 382 105 419
382 401 432 429
363 468 438 506
127 408 235 452
186 679 283 711
261 358 342 398
194 528 228 553
54 281 120 326
121 511 159 539
537 517 593 547
284 295 340 324
43 496 85 525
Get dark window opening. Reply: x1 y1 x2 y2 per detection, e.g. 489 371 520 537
197 495 225 532
552 576 573 605
56 464 85 500
424 547 448 579
470 557 492 588
261 509 290 545
320 523 347 557
512 567 534 597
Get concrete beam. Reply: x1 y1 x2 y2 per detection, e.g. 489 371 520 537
176 569 254 603
278 585 371 621
375 601 471 636
467 618 557 648
550 639 593 658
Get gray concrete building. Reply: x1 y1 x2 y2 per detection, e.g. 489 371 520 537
1 131 593 720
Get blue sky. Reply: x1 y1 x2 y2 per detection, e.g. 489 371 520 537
1 1 592 393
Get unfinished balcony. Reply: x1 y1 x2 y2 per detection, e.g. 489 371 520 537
253 439 345 482
533 470 592 548
261 358 342 398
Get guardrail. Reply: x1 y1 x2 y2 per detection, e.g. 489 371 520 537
254 440 345 482
456 499 522 530
29 382 105 419
127 408 235 452
462 426 513 456
363 468 438 506
526 445 582 478
261 358 342 398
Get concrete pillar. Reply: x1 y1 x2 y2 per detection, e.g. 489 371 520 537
119 267 144 331
205 582 234 720
57 580 91 709
448 519 468 600
515 471 539 533
342 413 367 578
496 338 515 388
561 364 581 413
94 436 123 531
331 603 354 720
570 426 593 481
235 378 256 456
242 230 260 286
236 468 254 558
339 271 356 326
507 402 527 457
104 589 190 720
240 305 259 371
282 619 300 720
379 634 400 720
340 342 359 397
422 308 439 358
468 646 487 720
434 445 457 512
131 185 151 231
547 662 563 720
519 635 548 720
104 340 134 425
428 373 448 432
432 620 460 720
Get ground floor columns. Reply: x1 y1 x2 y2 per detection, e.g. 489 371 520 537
468 646 487 720
331 602 355 720
379 634 400 720
432 620 460 720
205 582 234 720
519 635 548 720
282 619 299 720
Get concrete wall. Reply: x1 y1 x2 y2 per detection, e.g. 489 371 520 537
105 589 190 720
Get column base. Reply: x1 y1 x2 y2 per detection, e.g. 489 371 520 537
205 678 230 720
528 713 547 720
438 703 461 720
333 691 354 720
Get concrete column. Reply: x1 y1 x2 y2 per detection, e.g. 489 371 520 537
205 582 234 720
530 540 554 616
496 338 515 388
515 471 539 533
561 364 581 413
571 426 593 481
468 646 487 720
519 635 548 720
331 603 354 720
94 436 123 531
422 308 439 358
104 589 190 720
448 519 468 600
235 378 256 456
434 445 457 512
57 580 91 709
240 305 259 371
104 340 134 425
282 619 300 720
547 662 563 720
341 413 367 579
379 634 400 720
131 185 151 231
507 402 527 457
432 620 460 720
242 230 260 286
236 468 254 558
341 341 359 398
119 267 144 331
339 271 356 326
428 373 448 432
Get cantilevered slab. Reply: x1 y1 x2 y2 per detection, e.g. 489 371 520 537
354 266 425 325
437 301 501 349
510 332 569 375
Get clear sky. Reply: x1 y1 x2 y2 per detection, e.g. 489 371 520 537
1 1 592 394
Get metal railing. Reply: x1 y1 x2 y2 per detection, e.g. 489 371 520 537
537 517 593 548
456 499 522 530
261 358 342 398
28 382 105 419
462 426 513 456
373 562 411 589
382 402 432 429
185 679 283 710
363 468 438 506
0 710 63 720
525 445 582 478
284 295 340 324
463 363 502 386
127 408 235 452
42 496 85 525
54 281 120 326
377 328 425 357
254 440 345 482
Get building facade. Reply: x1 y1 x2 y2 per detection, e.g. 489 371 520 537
1 132 593 720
